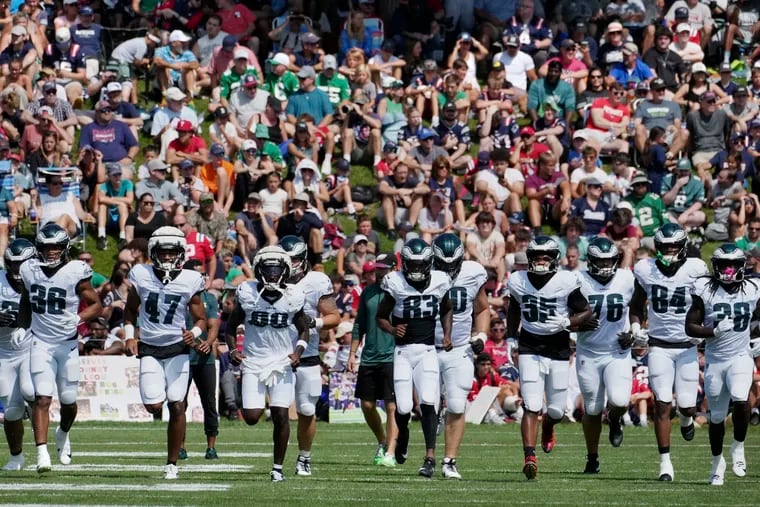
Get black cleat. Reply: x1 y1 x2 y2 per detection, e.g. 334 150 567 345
681 422 695 442
608 417 624 448
584 457 600 474
418 457 435 478
395 425 409 465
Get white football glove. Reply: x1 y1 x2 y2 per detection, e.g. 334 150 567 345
546 315 571 332
750 339 760 358
688 337 704 346
713 318 735 339
630 322 649 348
10 328 28 350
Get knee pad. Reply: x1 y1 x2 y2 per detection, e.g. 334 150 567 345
3 405 24 421
58 382 78 405
447 395 467 415
546 405 564 421
710 407 728 424
584 397 604 417
297 401 316 417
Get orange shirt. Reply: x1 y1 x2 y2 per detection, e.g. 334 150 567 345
200 160 235 197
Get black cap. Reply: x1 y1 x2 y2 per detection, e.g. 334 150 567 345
650 77 667 90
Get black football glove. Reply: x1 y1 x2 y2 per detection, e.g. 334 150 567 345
617 331 634 350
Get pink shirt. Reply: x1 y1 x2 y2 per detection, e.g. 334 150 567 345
544 56 587 86
206 45 259 81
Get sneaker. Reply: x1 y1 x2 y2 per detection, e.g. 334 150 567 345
387 229 397 241
270 469 285 482
117 238 127 250
584 456 600 474
97 236 107 250
730 441 746 477
418 457 435 478
373 444 385 465
178 448 188 460
379 452 397 468
55 427 71 465
681 422 695 441
395 424 409 465
36 450 51 474
709 456 726 486
295 455 311 476
441 458 462 479
541 417 556 453
163 463 178 480
523 455 537 480
608 417 624 448
658 460 674 482
750 409 760 426
3 453 24 471
205 447 218 460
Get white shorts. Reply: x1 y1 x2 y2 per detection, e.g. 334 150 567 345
394 343 439 415
0 346 33 419
139 354 190 405
242 367 294 410
294 363 322 416
704 353 754 423
518 354 569 419
438 345 475 415
30 337 79 404
576 352 632 416
648 346 699 407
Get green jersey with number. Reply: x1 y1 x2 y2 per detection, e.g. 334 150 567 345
625 192 666 238
263 70 299 102
220 66 260 100
315 73 351 109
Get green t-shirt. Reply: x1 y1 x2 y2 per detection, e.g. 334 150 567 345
91 271 107 289
189 291 219 366
352 284 395 365
220 67 260 100
315 73 351 108
736 236 760 253
626 193 666 238
660 175 705 214
263 71 299 102
438 91 467 108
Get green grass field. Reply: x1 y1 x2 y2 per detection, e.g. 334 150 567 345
1 420 757 505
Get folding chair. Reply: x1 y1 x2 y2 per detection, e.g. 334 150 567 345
0 161 16 241
37 167 87 251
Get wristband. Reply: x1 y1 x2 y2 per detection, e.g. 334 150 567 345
296 339 308 351
191 326 202 339
315 318 324 331
124 324 135 340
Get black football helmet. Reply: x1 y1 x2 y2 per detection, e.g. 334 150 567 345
526 235 560 275
711 243 746 285
35 223 70 268
253 246 292 292
587 237 619 282
148 226 187 275
279 235 309 282
401 238 434 284
654 223 687 268
432 233 465 279
5 238 36 281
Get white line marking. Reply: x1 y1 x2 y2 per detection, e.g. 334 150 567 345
2 483 231 492
21 464 252 472
76 451 271 458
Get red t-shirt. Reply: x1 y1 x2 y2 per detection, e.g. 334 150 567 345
217 5 256 39
468 371 508 401
509 141 550 177
600 224 637 240
168 135 207 156
586 97 630 132
185 230 215 265
484 339 509 370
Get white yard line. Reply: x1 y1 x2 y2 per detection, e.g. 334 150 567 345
1 483 230 492
20 464 252 472
75 451 270 458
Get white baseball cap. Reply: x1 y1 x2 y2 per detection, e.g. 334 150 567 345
269 52 289 67
169 30 191 43
233 48 248 60
106 82 122 93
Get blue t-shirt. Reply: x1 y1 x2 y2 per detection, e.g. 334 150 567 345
70 23 103 58
570 197 610 237
284 88 334 125
99 179 134 210
608 60 654 88
79 120 138 163
0 186 12 216
155 46 197 82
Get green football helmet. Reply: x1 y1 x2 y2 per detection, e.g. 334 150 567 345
654 223 688 267
279 235 309 281
587 237 619 281
526 235 560 275
711 243 746 284
5 238 36 280
401 238 434 284
432 233 464 279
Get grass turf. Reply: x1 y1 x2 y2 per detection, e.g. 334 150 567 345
1 420 757 505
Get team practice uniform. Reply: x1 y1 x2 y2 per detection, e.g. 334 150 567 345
381 270 451 415
0 274 33 422
507 270 579 419
237 280 306 409
576 269 635 415
436 261 487 415
20 258 92 404
127 264 205 405
633 257 708 407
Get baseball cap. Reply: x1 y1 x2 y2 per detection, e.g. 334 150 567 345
210 143 225 157
323 55 338 70
735 86 750 96
169 30 191 43
42 81 57 93
719 62 732 73
442 101 457 112
164 87 186 101
700 90 717 101
178 159 195 171
675 6 689 18
676 158 693 171
491 61 505 72
460 32 472 42
622 42 639 55
10 25 26 37
615 201 634 213
55 27 71 44
381 39 395 52
106 162 122 175
505 34 519 47
176 119 194 132
331 160 348 173
630 172 652 186
79 5 94 15
607 21 623 33
560 38 575 50
242 74 258 88
295 121 308 132
374 253 395 269
254 123 270 139
344 274 360 286
293 192 310 203
751 119 760 129
63 0 77 4
423 59 438 71
301 32 320 45
106 82 122 93
296 66 316 79
731 131 746 141
650 77 667 90
520 126 536 136
247 192 262 201
214 106 229 119
383 141 398 153
692 62 708 74
417 128 434 140
233 48 248 60
584 176 603 186
148 159 169 171
222 35 237 49
37 105 54 117
334 321 354 338
476 151 491 168
242 139 257 151
573 130 589 140
199 191 214 202
269 52 290 67
636 81 650 92
95 99 111 111
362 261 376 273
676 23 691 34
353 234 368 244
573 20 587 33
508 211 526 225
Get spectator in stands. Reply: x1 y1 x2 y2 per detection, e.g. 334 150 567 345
69 5 102 77
730 193 760 240
208 106 240 158
234 192 277 265
665 1 714 50
674 63 728 113
570 176 610 237
371 39 406 83
528 60 575 126
662 158 707 230
466 211 506 287
263 52 299 104
525 151 571 233
407 59 441 126
344 214 380 254
175 158 206 210
96 162 133 251
494 35 536 99
669 22 704 63
608 42 653 90
109 30 162 102
418 193 453 243
554 216 589 264
79 317 124 356
154 30 199 96
706 168 745 241
216 0 258 54
323 158 361 218
569 146 608 199
135 159 184 218
686 90 731 166
293 32 324 70
187 192 229 252
624 172 665 250
276 192 325 266
633 77 686 157
175 216 216 280
642 26 685 92
1 92 25 147
37 173 95 238
539 39 588 93
509 126 550 178
339 11 373 63
150 87 199 160
0 59 32 107
99 81 143 141
26 129 69 176
79 100 139 172
259 171 289 221
379 162 428 239
166 119 208 176
428 156 466 224
405 127 449 180
316 54 350 112
193 15 228 68
1 25 38 82
125 191 168 242
23 82 77 147
76 145 106 214
724 86 758 134
200 143 234 213
344 234 376 277
285 66 333 127
0 179 17 261
228 74 270 137
576 81 630 155
596 21 626 71
600 205 640 268
736 215 760 252
219 49 260 109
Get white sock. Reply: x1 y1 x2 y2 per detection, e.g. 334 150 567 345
37 443 48 455
679 414 693 427
343 153 351 162
373 154 381 166
347 203 356 214
712 454 723 466
322 153 332 172
98 227 105 237
660 452 671 463
639 413 648 425
732 439 744 451
299 450 311 459
119 231 126 239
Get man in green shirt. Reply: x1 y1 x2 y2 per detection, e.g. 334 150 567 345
349 253 398 468
219 50 261 107
262 52 299 104
625 172 667 251
253 124 285 175
315 55 350 110
736 216 760 253
661 159 706 231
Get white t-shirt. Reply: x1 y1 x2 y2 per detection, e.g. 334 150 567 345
493 50 534 91
196 31 228 67
111 37 149 65
570 167 609 185
259 187 289 218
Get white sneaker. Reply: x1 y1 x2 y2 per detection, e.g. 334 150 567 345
658 460 674 481
441 459 462 480
3 453 24 471
295 456 311 476
730 441 746 477
270 469 285 482
709 455 726 486
36 450 51 474
55 427 71 465
163 464 178 480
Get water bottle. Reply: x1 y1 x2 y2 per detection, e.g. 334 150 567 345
29 207 37 222
627 119 635 138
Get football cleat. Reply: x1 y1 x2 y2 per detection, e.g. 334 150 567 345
418 457 435 478
583 456 600 474
709 456 726 486
523 455 537 480
730 441 746 477
441 458 462 479
373 444 385 465
163 463 179 480
681 422 695 442
608 417 624 448
379 453 397 468
178 448 188 460
658 460 674 482
205 447 218 460
55 427 71 465
395 425 409 465
541 417 556 453
295 455 312 476
36 450 51 474
2 453 25 471
270 469 285 482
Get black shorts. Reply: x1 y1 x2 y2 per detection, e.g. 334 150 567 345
355 363 394 402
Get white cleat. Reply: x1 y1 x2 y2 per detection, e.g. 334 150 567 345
55 427 71 465
270 469 285 482
730 441 746 477
709 456 726 486
658 460 674 482
163 464 178 480
295 456 311 476
441 459 462 480
2 453 25 471
36 451 51 474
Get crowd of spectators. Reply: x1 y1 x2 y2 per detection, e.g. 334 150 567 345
3 0 760 424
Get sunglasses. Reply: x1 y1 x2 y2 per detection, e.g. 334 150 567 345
613 91 625 97
98 108 113 113
142 201 155 205
44 90 57 95
587 183 602 188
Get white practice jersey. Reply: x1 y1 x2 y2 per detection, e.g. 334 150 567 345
238 281 306 362
20 259 92 342
381 270 452 345
692 278 760 363
507 270 580 335
127 264 205 347
435 261 488 347
0 273 22 350
289 271 333 358
576 269 635 356
634 258 708 344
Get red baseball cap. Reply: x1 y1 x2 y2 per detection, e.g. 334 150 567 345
520 126 536 136
176 120 194 132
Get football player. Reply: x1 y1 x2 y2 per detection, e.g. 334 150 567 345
576 237 636 474
432 233 489 480
0 239 37 471
376 238 453 478
506 236 594 480
18 224 103 473
123 226 208 480
224 246 310 482
631 223 709 481
279 235 340 477
685 245 760 486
